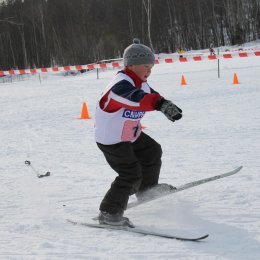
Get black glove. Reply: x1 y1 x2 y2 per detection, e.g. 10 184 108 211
155 98 182 122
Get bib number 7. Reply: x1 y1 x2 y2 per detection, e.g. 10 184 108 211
121 120 141 142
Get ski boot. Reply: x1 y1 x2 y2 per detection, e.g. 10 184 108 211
136 183 176 202
98 211 135 228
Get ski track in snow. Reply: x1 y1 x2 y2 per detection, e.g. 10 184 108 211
1 47 260 259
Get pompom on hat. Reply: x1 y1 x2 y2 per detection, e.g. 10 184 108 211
123 38 155 66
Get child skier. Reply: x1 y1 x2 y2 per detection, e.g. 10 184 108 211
95 39 182 227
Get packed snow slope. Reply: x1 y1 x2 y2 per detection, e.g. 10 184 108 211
1 49 260 259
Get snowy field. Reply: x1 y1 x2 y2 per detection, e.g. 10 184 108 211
1 49 260 259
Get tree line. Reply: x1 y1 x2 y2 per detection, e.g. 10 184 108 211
0 0 259 70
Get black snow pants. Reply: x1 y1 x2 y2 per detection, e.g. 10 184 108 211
97 132 162 215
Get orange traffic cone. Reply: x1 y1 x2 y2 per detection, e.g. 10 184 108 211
181 74 187 86
78 102 91 119
233 73 240 84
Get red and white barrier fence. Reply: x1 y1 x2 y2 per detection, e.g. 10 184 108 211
1 50 260 76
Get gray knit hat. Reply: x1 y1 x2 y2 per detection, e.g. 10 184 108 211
123 38 155 66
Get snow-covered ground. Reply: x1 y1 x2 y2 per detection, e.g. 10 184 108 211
1 47 260 259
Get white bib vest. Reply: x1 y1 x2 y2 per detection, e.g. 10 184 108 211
95 73 151 145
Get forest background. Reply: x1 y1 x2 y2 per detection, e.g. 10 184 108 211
0 0 260 70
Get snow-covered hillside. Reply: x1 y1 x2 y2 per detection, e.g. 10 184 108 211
1 47 260 259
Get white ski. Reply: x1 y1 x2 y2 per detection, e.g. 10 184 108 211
127 166 243 209
67 219 209 242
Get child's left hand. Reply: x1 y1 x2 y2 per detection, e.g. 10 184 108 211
156 99 182 122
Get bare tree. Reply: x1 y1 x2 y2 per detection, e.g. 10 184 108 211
142 0 154 51
1 0 260 70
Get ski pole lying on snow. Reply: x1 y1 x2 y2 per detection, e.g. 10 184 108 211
25 160 51 178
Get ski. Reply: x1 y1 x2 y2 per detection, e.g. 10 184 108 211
67 219 209 242
127 166 243 209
